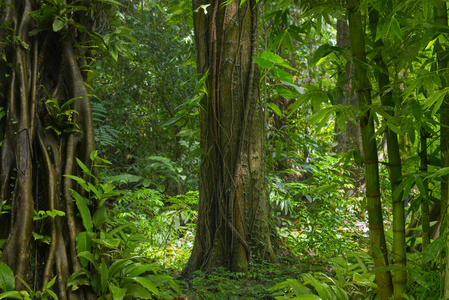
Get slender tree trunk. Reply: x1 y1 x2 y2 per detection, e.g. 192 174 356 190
335 19 361 154
183 0 275 274
369 8 406 299
420 128 430 250
433 1 449 297
0 1 98 298
346 1 394 299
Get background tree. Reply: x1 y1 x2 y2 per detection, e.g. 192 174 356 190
183 0 276 273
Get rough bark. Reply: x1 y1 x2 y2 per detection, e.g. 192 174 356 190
184 0 275 273
335 19 361 154
346 1 394 299
0 1 97 298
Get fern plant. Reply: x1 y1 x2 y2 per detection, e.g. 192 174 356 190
92 102 120 148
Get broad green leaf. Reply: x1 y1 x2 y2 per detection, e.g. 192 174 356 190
108 259 133 278
93 205 107 229
100 259 108 293
76 158 94 178
0 262 15 292
43 276 57 291
302 274 332 299
423 234 446 263
109 282 126 300
252 56 273 69
72 190 93 232
163 112 187 127
276 86 300 100
122 283 152 299
390 17 402 40
64 175 89 191
76 231 96 265
0 291 24 299
260 51 298 71
267 103 282 117
126 263 160 277
52 18 66 32
77 251 97 269
67 268 92 290
132 277 159 296
46 209 65 218
285 278 311 295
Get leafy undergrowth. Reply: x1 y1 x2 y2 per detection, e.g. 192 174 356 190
176 257 322 299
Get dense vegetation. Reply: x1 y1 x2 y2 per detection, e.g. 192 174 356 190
0 0 448 299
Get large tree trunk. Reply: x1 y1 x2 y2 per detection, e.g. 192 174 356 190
346 1 394 299
184 0 275 273
0 1 97 298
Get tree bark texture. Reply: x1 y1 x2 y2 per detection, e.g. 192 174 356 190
0 1 96 298
184 0 275 273
335 19 361 154
346 1 394 299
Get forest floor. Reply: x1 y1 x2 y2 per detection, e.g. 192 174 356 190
174 254 324 299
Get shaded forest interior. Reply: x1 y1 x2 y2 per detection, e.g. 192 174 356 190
0 0 447 299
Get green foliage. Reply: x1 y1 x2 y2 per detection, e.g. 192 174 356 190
182 260 306 299
65 152 180 299
270 253 378 299
91 0 198 193
0 262 57 300
116 189 198 271
271 154 368 259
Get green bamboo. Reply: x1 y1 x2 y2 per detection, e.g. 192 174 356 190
347 1 393 299
420 128 430 251
369 8 406 299
433 0 449 297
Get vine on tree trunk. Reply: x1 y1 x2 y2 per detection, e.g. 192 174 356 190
0 1 122 298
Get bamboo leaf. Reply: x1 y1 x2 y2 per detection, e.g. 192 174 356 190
423 234 446 263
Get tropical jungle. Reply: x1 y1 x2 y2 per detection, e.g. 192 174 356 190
0 0 447 299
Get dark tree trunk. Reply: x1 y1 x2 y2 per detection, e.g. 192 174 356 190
335 19 361 154
184 0 275 273
0 1 98 298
